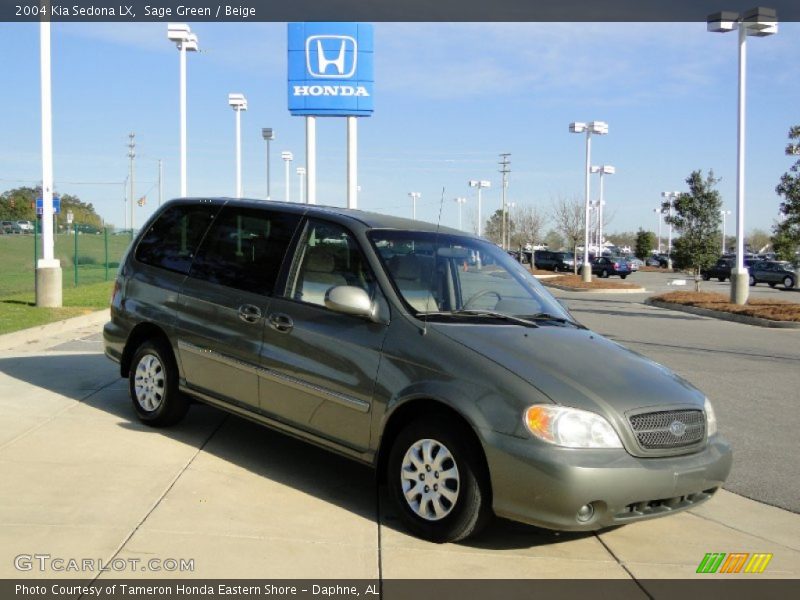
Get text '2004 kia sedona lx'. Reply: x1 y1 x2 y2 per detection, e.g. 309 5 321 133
104 198 732 543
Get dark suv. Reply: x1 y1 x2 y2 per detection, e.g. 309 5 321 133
750 261 796 290
533 250 575 272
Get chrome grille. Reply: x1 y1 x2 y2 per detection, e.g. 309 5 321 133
628 409 705 450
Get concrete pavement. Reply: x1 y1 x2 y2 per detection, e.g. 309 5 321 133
0 306 798 585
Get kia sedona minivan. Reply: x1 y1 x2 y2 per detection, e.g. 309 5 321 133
104 198 732 543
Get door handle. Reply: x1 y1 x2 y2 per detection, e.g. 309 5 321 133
238 304 262 324
267 312 294 333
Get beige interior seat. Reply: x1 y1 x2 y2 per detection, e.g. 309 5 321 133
388 255 438 312
298 249 347 306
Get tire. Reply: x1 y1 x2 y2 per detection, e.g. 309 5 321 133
702 274 711 281
719 277 727 282
620 274 628 280
784 277 795 290
769 282 776 288
749 275 756 287
601 269 609 278
129 339 189 427
387 416 492 543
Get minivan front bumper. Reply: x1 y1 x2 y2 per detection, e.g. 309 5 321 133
482 430 732 531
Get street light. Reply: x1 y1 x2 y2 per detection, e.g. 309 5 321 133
281 151 293 202
167 23 198 197
408 192 421 220
720 209 732 254
262 128 274 199
570 120 608 282
506 201 516 248
708 6 778 304
661 191 679 269
468 180 491 237
454 197 467 230
297 167 306 204
590 165 615 255
653 207 663 254
228 93 247 198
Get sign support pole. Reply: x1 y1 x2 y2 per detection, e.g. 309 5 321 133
347 116 358 209
306 116 317 204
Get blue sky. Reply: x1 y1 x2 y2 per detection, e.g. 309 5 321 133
1 22 798 236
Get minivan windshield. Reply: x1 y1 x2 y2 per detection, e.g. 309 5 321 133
369 230 576 326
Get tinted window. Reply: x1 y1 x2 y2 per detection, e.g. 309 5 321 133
135 204 218 274
189 207 301 295
288 220 376 307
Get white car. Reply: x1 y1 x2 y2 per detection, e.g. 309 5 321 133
16 220 33 232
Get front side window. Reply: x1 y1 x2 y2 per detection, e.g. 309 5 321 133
288 220 376 307
189 207 301 295
135 203 219 274
369 230 573 324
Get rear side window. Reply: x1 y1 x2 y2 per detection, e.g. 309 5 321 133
135 204 219 274
189 207 301 295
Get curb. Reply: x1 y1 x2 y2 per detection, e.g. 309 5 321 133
544 282 648 294
0 309 109 351
645 299 800 329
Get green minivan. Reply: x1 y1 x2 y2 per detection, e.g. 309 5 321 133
104 198 732 542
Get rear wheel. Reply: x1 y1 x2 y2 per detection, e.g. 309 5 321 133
769 282 776 288
387 417 492 543
749 275 756 286
620 274 628 279
784 276 795 290
129 339 189 427
601 269 609 278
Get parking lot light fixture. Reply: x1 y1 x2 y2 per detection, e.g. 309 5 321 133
570 121 608 282
167 24 198 197
653 207 663 254
228 93 247 198
468 180 491 237
408 192 421 220
454 197 467 230
720 209 732 254
281 151 293 202
262 128 274 199
591 165 615 255
708 6 778 304
661 191 680 269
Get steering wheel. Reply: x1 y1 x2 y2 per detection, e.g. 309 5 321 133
463 289 502 309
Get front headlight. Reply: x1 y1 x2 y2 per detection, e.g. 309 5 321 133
704 398 718 437
524 405 623 449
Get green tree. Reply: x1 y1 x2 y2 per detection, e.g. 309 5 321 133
772 125 800 261
0 187 104 231
483 209 508 246
634 229 656 260
543 229 565 250
664 171 723 290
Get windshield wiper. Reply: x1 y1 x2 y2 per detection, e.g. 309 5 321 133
523 312 585 328
422 309 540 328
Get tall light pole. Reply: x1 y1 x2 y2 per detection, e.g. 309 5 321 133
570 121 608 282
36 20 61 308
653 207 663 254
454 197 467 230
228 93 247 198
281 151 293 202
708 7 777 304
297 167 306 204
167 24 198 198
499 153 511 250
262 128 274 199
506 201 516 248
408 192 421 220
661 191 679 269
468 180 491 237
720 209 732 254
591 165 615 255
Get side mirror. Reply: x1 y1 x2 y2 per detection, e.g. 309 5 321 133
325 286 376 320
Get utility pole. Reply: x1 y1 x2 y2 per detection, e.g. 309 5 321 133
128 133 136 232
499 153 511 250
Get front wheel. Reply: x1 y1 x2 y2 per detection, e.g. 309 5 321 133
784 276 795 290
702 273 711 281
749 275 756 287
129 339 189 427
719 277 727 282
601 269 609 278
387 417 492 543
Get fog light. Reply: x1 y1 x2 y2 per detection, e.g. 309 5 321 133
576 503 594 523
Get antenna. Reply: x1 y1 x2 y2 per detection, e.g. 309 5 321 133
421 187 446 336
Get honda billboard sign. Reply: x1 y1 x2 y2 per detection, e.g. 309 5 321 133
288 22 374 117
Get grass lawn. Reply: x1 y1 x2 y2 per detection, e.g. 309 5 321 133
652 291 800 322
0 281 113 335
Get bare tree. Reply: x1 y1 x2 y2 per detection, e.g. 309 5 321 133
510 204 547 250
550 196 584 274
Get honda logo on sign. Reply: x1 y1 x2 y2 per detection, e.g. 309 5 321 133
306 35 357 78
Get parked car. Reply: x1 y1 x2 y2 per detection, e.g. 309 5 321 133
506 250 529 265
625 256 643 271
533 250 575 272
16 220 34 233
645 256 662 267
104 198 731 542
702 257 762 282
591 256 631 279
1 220 18 234
750 261 796 290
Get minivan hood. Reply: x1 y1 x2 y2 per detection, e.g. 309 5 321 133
431 323 705 415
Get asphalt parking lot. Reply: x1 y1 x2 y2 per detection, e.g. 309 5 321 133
0 274 798 585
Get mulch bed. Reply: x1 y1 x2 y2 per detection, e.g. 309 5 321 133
652 291 800 322
545 274 642 290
